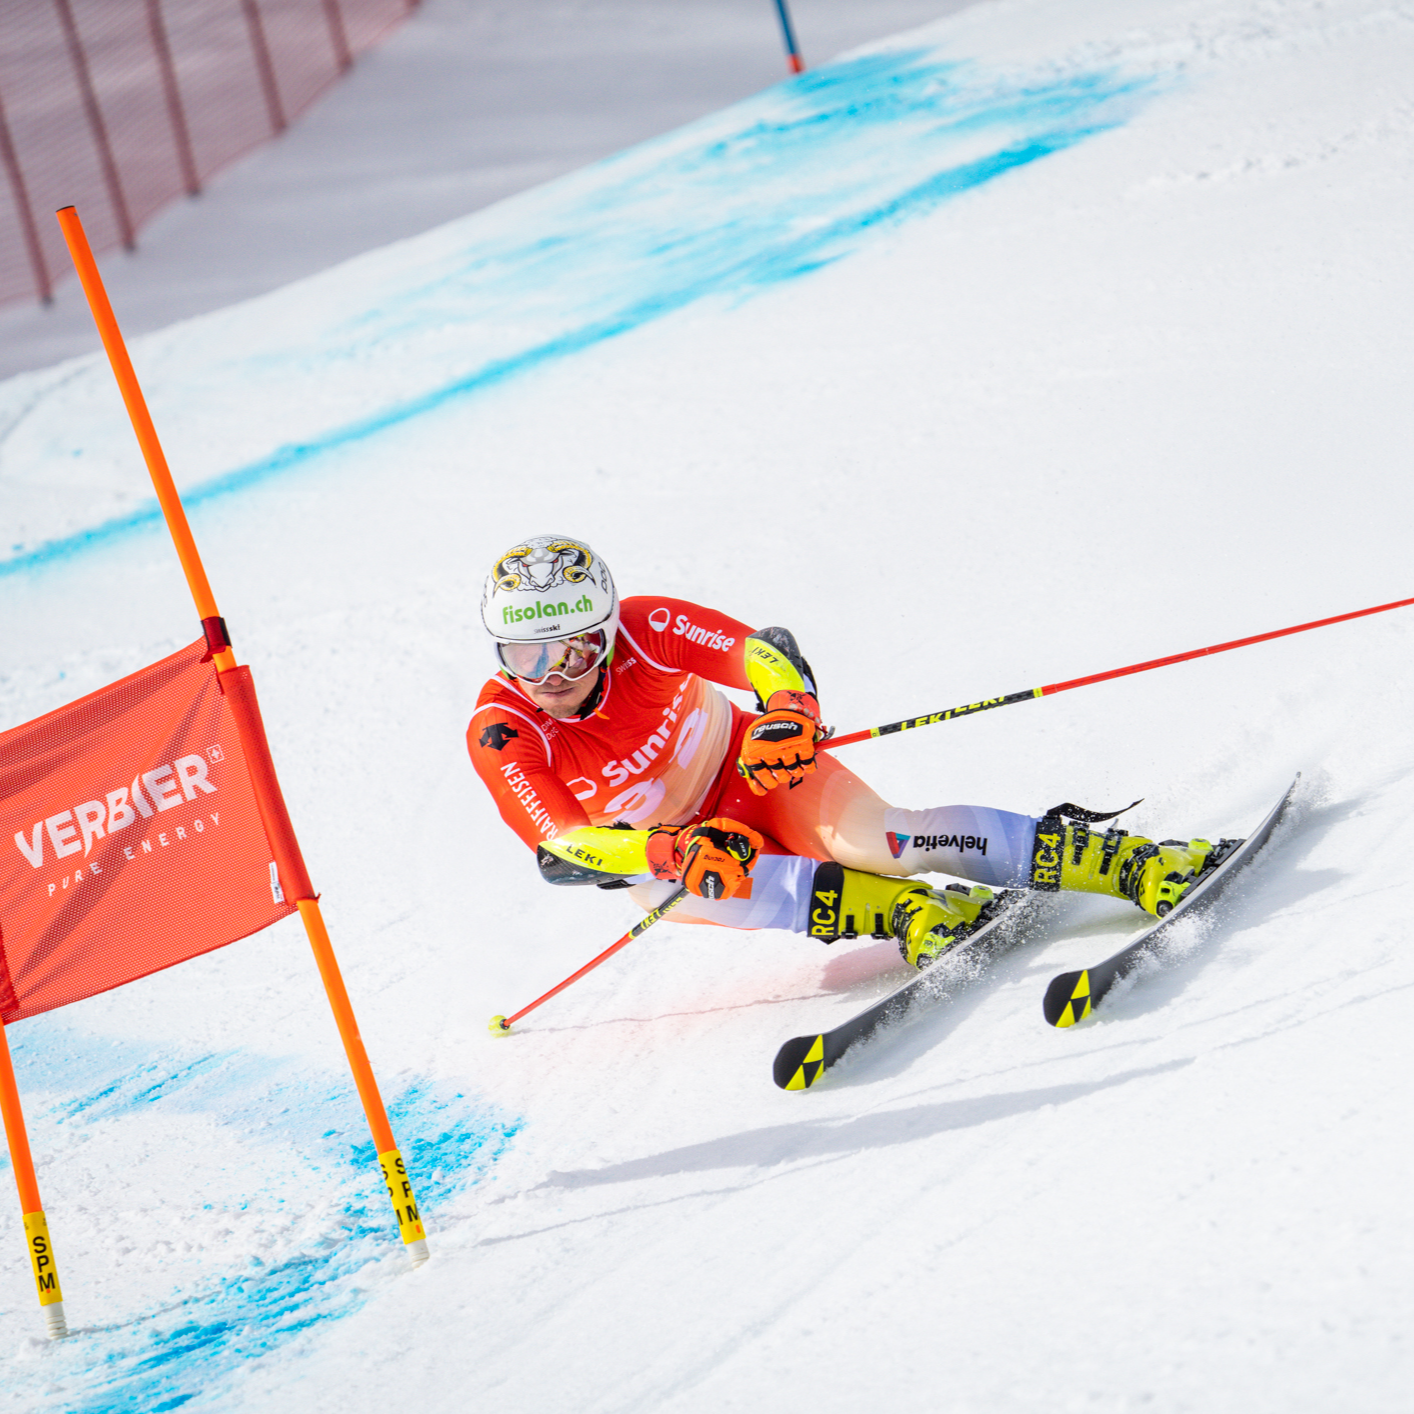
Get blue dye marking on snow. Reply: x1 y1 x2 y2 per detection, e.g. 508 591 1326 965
0 1023 518 1411
0 50 1163 580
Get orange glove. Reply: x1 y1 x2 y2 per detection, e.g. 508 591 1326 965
737 690 823 795
646 818 764 900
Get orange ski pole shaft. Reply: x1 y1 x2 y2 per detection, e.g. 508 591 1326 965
822 593 1414 751
490 887 690 1033
56 204 427 1265
0 1021 67 1338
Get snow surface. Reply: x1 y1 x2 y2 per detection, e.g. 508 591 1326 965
3 0 1414 1409
0 0 966 379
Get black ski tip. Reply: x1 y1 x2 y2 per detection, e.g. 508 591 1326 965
773 1033 827 1090
1043 969 1095 1028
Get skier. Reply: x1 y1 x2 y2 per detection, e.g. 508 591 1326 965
468 534 1235 968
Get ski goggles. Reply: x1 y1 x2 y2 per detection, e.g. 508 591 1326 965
496 629 608 685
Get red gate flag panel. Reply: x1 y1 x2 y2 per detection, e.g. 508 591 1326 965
0 639 305 1023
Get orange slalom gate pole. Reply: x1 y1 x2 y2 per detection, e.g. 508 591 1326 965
0 1022 67 1338
298 899 427 1258
56 205 233 674
56 204 428 1267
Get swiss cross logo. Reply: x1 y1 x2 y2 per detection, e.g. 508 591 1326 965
207 745 224 763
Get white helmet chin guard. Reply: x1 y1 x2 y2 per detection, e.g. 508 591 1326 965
481 534 619 648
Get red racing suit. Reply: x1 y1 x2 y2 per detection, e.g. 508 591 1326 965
467 595 1133 942
468 595 973 930
468 597 761 850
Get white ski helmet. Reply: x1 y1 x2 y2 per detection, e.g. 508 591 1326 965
481 534 619 647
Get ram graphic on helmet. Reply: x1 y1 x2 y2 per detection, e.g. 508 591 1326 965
492 539 595 594
481 533 620 651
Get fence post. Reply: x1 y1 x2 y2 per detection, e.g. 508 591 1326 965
145 0 200 196
772 0 805 74
52 0 136 250
239 0 287 135
0 87 52 304
321 0 353 73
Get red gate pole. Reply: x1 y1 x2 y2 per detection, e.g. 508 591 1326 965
55 204 429 1267
0 87 52 303
0 1020 67 1338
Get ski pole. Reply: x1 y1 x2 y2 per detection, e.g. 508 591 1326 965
821 592 1414 750
489 886 690 1033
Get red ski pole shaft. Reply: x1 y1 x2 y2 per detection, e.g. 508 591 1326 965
821 593 1414 751
490 887 690 1033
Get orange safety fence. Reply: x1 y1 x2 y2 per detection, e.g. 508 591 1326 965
0 0 415 307
0 637 306 1022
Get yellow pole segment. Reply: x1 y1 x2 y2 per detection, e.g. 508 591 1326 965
55 204 428 1267
0 1022 67 1338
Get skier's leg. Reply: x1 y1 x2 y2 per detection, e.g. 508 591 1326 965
625 852 1005 971
711 751 1039 887
727 756 1223 918
635 757 1226 953
624 852 818 931
864 804 1038 887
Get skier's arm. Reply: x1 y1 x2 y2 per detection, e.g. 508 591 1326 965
617 598 820 706
538 820 763 900
742 625 818 708
738 625 825 794
616 597 755 688
467 704 592 850
617 598 825 791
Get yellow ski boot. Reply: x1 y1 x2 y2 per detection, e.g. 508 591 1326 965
1031 816 1226 918
806 863 1004 969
